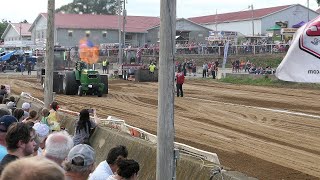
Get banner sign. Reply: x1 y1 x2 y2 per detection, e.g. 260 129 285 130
276 16 320 83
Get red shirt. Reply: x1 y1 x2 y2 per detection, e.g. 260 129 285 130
176 72 185 84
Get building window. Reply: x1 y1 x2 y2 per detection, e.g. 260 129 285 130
102 31 107 38
68 30 73 37
85 30 90 37
125 34 133 40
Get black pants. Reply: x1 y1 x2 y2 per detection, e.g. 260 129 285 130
212 70 216 79
176 84 183 97
202 69 207 78
102 66 107 73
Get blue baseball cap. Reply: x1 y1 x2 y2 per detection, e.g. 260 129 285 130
0 115 18 132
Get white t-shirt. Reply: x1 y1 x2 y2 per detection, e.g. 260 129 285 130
88 161 113 180
106 175 117 180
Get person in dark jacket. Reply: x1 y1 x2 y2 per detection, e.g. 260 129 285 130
0 85 7 97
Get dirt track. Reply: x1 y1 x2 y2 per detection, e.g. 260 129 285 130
2 75 320 180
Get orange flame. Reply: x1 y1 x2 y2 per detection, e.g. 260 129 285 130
79 39 99 65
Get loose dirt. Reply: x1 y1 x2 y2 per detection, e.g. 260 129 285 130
2 75 320 180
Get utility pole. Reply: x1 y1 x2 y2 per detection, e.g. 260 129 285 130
215 9 218 32
118 0 122 64
19 23 22 41
249 4 254 36
123 0 126 53
44 0 55 108
19 23 22 49
157 0 176 179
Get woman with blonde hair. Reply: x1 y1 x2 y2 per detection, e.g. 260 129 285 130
47 101 61 131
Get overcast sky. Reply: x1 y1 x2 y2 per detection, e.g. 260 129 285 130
0 0 318 23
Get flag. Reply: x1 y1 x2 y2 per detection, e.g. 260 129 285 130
276 16 320 83
222 41 230 69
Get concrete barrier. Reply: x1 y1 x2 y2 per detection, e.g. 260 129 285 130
225 73 278 80
17 94 257 180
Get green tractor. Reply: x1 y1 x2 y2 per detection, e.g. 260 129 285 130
39 46 108 97
63 61 107 97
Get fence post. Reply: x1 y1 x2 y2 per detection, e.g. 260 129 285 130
236 45 238 55
253 45 256 55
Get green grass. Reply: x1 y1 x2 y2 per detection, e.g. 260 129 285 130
218 76 320 90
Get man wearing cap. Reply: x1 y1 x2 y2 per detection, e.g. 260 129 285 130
63 144 96 180
89 145 128 180
0 115 18 161
0 122 36 172
21 102 31 119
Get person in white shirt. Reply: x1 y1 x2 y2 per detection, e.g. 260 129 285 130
89 145 128 180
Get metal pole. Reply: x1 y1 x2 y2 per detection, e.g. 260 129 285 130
157 0 176 179
215 9 218 32
19 23 22 40
19 23 22 49
123 0 126 51
118 0 122 64
44 0 55 108
251 4 254 36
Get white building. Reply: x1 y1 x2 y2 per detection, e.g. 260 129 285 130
189 4 319 36
1 23 33 49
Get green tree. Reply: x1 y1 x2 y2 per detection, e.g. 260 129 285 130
19 20 28 23
318 0 320 6
56 0 122 15
0 19 9 40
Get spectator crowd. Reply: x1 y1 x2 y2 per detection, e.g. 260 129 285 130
0 84 140 180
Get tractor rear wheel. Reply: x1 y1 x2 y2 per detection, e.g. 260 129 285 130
63 71 78 95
